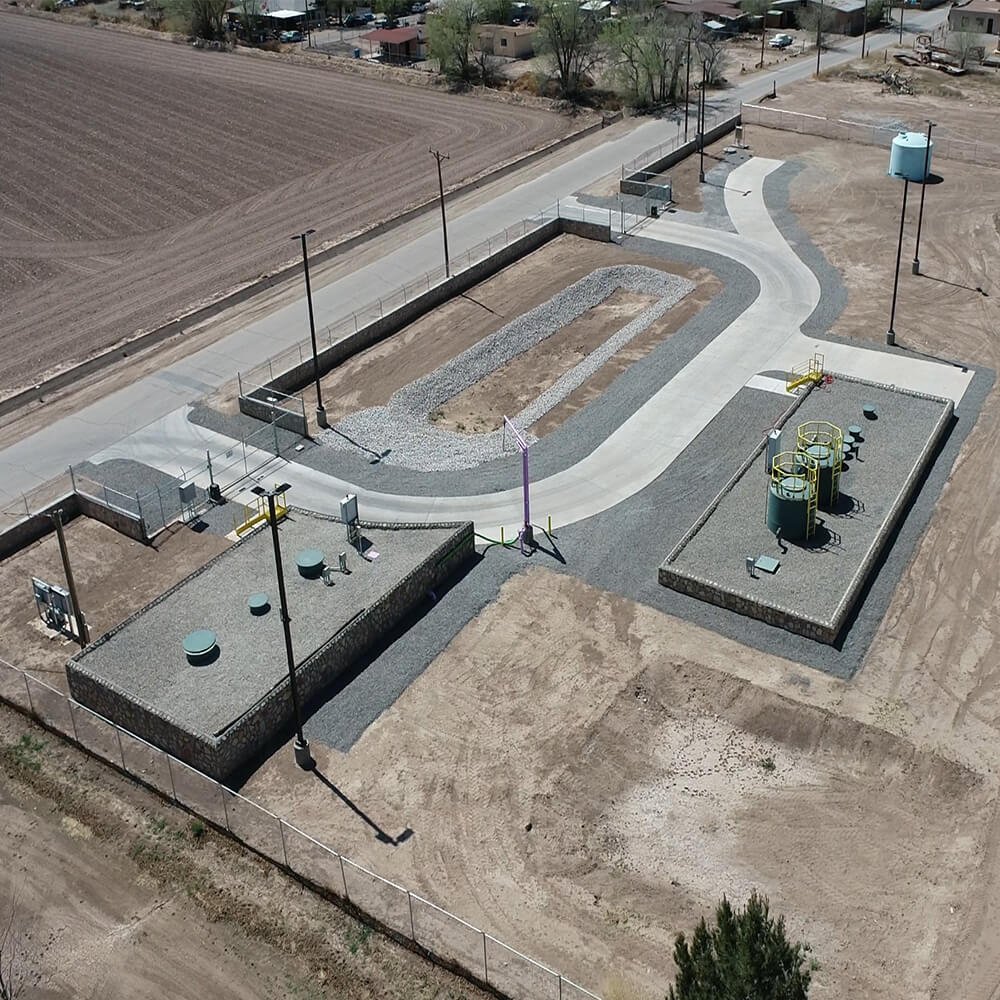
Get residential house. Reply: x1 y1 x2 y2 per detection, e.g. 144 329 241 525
475 23 538 57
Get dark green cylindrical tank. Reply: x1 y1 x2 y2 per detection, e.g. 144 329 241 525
766 470 812 541
804 442 837 510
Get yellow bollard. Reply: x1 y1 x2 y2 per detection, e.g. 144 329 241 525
500 526 505 545
547 514 552 536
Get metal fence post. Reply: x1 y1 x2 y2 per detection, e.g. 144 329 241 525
67 700 79 743
339 855 349 900
407 892 416 939
114 726 126 770
278 819 289 868
220 784 232 832
68 465 77 493
23 673 34 715
482 932 489 983
166 756 178 803
272 418 280 456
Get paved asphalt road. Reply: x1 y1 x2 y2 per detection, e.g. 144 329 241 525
0 8 947 508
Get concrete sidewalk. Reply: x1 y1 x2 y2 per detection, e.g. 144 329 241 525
90 157 972 538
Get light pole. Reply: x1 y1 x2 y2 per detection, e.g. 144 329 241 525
684 33 692 141
815 0 824 76
886 174 910 346
291 230 328 429
429 148 451 278
912 120 935 274
759 13 766 68
252 483 315 772
698 60 708 183
861 0 868 57
898 0 904 44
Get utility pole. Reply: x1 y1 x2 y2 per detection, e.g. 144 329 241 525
50 510 89 648
759 13 766 68
429 148 451 278
698 60 708 183
815 0 824 76
861 0 868 56
684 33 692 141
252 484 315 771
912 120 935 274
887 175 909 346
292 229 327 429
898 0 905 43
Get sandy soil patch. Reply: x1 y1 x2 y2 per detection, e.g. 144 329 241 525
315 235 712 436
0 703 492 1000
243 568 989 1000
431 289 658 435
0 519 229 688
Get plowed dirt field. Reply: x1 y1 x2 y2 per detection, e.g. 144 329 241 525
0 12 576 395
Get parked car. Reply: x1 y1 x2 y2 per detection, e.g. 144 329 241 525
769 32 793 48
279 28 302 41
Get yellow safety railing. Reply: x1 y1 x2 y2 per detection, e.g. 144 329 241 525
785 352 825 393
771 451 818 538
796 421 844 504
233 488 288 537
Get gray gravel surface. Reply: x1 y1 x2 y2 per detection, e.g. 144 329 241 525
77 516 456 738
302 368 990 756
319 266 694 472
669 379 951 628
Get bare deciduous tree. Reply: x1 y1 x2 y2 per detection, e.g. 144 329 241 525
536 0 600 100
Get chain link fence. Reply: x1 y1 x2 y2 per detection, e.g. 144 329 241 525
239 199 615 395
740 103 1000 167
0 656 601 1000
620 105 728 180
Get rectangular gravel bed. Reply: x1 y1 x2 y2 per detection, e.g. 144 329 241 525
67 512 472 779
660 376 953 643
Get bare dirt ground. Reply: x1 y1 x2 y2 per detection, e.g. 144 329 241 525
244 569 991 1000
244 86 1000 1000
433 289 657 435
0 702 493 1000
0 11 580 396
310 235 714 435
0 519 229 688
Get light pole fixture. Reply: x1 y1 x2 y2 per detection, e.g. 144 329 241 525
912 120 935 275
698 60 708 183
252 483 315 772
429 148 451 278
886 173 910 346
291 229 328 429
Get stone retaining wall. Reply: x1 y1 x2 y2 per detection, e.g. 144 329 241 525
659 377 955 645
620 115 740 197
67 519 475 781
238 216 612 430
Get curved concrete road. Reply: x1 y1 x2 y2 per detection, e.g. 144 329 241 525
95 158 975 535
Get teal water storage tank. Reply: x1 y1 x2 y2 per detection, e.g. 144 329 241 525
889 131 933 181
766 452 817 541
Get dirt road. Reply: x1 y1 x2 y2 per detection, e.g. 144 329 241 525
0 703 493 1000
0 11 578 395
